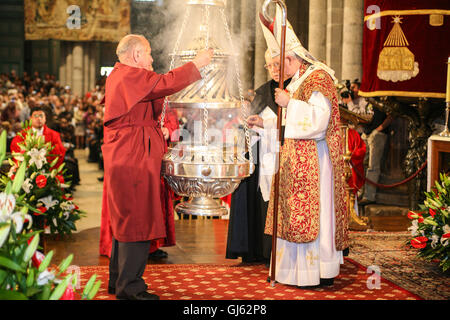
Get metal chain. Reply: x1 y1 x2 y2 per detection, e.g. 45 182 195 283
160 5 192 128
219 8 253 165
202 5 210 146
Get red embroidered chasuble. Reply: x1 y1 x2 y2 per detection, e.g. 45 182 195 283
265 65 349 251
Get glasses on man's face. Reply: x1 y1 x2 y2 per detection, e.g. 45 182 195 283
264 62 280 70
32 113 45 119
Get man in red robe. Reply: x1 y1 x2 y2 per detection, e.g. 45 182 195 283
102 34 212 300
99 106 179 259
11 106 66 170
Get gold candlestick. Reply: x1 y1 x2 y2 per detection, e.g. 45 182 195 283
439 57 450 137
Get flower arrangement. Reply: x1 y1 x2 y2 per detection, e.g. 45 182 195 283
0 131 101 299
408 172 450 272
1 122 83 236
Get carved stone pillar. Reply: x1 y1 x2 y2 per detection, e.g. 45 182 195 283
341 0 363 81
58 42 67 86
254 0 268 89
326 0 343 80
72 43 83 96
240 0 256 91
308 0 327 61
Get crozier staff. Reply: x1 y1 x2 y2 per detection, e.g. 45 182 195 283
102 34 213 300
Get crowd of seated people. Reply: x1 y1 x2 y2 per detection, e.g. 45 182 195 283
0 69 106 189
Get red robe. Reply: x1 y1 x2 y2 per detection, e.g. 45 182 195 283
100 61 201 247
99 105 180 257
10 125 66 169
347 128 366 193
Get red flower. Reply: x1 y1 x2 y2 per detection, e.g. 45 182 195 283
62 195 73 201
60 283 75 300
443 233 450 239
411 236 428 249
27 236 34 245
407 211 424 223
36 175 47 188
56 175 65 184
35 206 47 215
11 175 15 180
429 208 436 217
32 250 45 268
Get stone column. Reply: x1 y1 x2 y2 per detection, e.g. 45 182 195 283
89 42 97 89
308 0 327 61
240 0 256 91
65 42 73 88
72 43 83 96
326 0 343 80
83 42 90 94
341 0 363 81
254 0 268 88
58 42 67 86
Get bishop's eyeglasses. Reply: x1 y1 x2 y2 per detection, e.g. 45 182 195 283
264 62 280 70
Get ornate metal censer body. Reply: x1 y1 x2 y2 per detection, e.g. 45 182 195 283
161 0 253 216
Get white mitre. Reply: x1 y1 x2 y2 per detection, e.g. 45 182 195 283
259 5 337 82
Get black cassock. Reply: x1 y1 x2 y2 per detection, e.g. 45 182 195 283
225 79 290 263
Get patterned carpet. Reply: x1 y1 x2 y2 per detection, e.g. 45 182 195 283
347 231 450 300
77 258 421 300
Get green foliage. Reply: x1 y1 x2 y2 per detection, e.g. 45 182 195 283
408 173 450 272
0 129 101 300
0 125 84 236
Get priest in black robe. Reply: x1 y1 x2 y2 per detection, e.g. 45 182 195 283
225 50 291 265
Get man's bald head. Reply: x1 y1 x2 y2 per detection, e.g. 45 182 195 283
116 34 147 58
116 34 154 71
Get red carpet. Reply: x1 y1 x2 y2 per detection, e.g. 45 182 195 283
77 258 422 300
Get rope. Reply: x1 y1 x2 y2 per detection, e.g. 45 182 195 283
350 160 427 189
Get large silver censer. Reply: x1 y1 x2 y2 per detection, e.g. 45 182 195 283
161 0 254 216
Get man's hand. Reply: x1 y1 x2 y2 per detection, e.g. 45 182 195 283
162 127 170 140
274 88 290 107
246 115 264 128
192 48 214 70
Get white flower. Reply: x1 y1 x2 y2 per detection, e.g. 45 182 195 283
22 178 33 194
10 212 32 234
12 154 24 162
408 220 419 237
60 201 75 212
0 192 16 223
441 225 450 247
444 225 450 234
11 212 24 234
38 196 59 210
63 212 70 220
37 270 55 286
431 234 440 248
27 147 47 169
7 165 17 179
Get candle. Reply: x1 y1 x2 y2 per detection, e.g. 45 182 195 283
447 56 450 102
